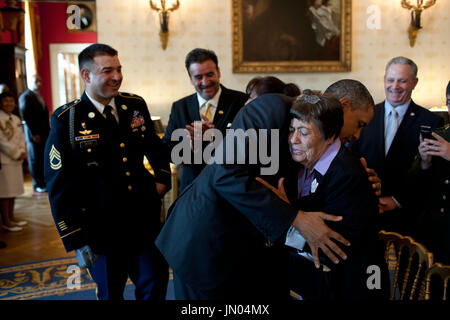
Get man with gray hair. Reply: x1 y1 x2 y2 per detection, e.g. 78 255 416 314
351 56 443 235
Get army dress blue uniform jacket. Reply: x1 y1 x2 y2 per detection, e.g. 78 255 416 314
44 92 171 254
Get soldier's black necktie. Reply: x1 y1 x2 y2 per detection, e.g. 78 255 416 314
103 105 119 139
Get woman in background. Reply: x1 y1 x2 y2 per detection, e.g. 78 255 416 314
0 92 27 232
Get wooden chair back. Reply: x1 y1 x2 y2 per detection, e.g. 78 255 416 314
379 230 433 300
424 263 450 300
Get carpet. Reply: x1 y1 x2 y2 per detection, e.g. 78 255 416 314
0 256 174 300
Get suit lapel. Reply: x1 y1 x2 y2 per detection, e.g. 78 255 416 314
387 101 418 157
395 101 418 136
187 94 201 123
374 103 386 161
213 85 231 130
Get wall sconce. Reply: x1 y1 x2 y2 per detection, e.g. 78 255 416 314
149 0 180 50
401 0 436 47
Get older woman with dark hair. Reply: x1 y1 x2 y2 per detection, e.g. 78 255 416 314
245 76 300 105
0 92 27 232
265 92 388 300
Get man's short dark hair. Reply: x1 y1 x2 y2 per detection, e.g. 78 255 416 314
446 81 450 96
185 48 219 73
78 43 118 71
324 79 375 111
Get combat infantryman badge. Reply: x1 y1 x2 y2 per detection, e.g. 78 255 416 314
49 145 62 170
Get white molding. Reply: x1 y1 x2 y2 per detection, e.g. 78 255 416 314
49 43 91 110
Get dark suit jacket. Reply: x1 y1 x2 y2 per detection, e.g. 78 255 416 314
156 94 298 299
19 89 50 142
44 92 171 254
162 85 247 192
285 147 387 300
351 101 443 216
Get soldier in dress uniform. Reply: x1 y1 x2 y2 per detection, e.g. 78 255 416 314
44 44 172 300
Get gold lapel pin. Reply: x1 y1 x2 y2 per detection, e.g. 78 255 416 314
122 104 128 110
218 110 224 115
88 112 95 119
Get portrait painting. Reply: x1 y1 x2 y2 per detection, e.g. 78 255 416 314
232 0 351 72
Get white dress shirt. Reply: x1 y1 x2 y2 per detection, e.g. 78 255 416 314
85 91 119 123
196 86 222 121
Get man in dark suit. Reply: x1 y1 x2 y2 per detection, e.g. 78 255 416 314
351 57 444 235
19 75 50 193
44 44 171 300
156 94 350 300
162 48 247 192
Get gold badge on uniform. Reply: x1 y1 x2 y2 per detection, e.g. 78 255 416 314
122 104 128 111
49 145 62 170
79 122 92 135
88 112 95 119
218 110 224 115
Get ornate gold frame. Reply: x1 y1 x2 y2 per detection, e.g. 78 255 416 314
232 0 352 73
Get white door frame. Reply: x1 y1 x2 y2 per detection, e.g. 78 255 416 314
49 43 92 110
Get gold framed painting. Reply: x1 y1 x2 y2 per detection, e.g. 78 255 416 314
232 0 352 73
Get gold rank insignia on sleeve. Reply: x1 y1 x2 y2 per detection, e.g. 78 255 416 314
50 145 62 170
57 221 68 231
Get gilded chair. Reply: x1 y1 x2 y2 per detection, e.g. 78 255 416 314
379 230 434 300
424 263 450 300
